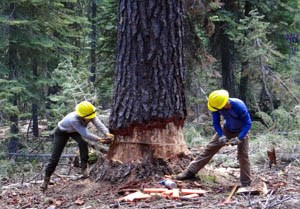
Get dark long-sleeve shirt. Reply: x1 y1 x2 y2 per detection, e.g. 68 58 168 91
212 98 252 140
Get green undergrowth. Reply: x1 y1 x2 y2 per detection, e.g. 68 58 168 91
183 123 213 146
250 132 300 166
197 173 217 185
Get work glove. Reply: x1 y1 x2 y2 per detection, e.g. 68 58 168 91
218 135 228 145
228 137 241 146
98 137 113 144
106 133 114 139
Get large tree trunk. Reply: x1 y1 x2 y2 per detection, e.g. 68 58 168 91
109 0 189 163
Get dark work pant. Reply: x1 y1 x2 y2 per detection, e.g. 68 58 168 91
186 127 251 186
45 128 89 177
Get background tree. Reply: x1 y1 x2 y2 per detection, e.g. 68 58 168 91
238 0 252 103
95 0 118 107
108 0 189 162
0 0 90 153
209 0 238 96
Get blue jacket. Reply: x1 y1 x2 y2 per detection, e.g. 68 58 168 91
211 98 252 141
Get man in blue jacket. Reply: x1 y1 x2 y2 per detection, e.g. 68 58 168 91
176 89 252 187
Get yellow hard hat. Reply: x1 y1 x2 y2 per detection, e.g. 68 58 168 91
75 101 96 119
207 90 229 112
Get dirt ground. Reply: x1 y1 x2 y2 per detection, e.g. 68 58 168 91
1 145 300 209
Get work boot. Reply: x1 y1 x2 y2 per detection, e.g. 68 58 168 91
40 176 50 192
81 163 89 178
175 170 195 180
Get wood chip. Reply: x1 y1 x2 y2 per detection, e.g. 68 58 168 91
236 187 260 195
143 188 169 193
181 188 207 195
181 193 199 198
116 191 151 202
172 188 180 199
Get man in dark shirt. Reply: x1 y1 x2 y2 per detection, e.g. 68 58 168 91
176 90 252 187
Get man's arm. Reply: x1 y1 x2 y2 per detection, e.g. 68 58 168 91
72 120 100 141
238 112 252 140
92 116 109 135
235 102 252 140
212 112 223 137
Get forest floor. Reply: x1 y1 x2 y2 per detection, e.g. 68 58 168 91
1 143 300 209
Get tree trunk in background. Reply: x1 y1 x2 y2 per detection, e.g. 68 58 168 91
220 0 238 97
32 58 39 138
7 3 19 156
220 32 235 96
31 103 39 137
89 0 97 82
239 61 249 101
109 0 189 162
239 0 252 103
7 54 19 154
8 112 19 155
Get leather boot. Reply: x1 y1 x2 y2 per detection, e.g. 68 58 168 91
175 170 195 180
81 163 89 178
40 176 50 192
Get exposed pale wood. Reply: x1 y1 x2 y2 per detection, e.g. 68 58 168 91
107 122 189 162
143 188 169 193
162 190 173 195
116 191 151 202
181 193 199 198
181 188 207 195
236 186 260 195
172 188 180 199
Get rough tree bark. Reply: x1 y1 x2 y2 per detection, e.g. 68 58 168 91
108 0 189 162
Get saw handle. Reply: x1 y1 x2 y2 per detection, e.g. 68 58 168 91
225 138 241 146
98 138 113 144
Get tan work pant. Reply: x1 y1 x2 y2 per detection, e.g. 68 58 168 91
186 128 251 186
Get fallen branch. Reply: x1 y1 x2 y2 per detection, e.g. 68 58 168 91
1 183 31 190
267 195 292 208
7 153 77 160
263 189 274 208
